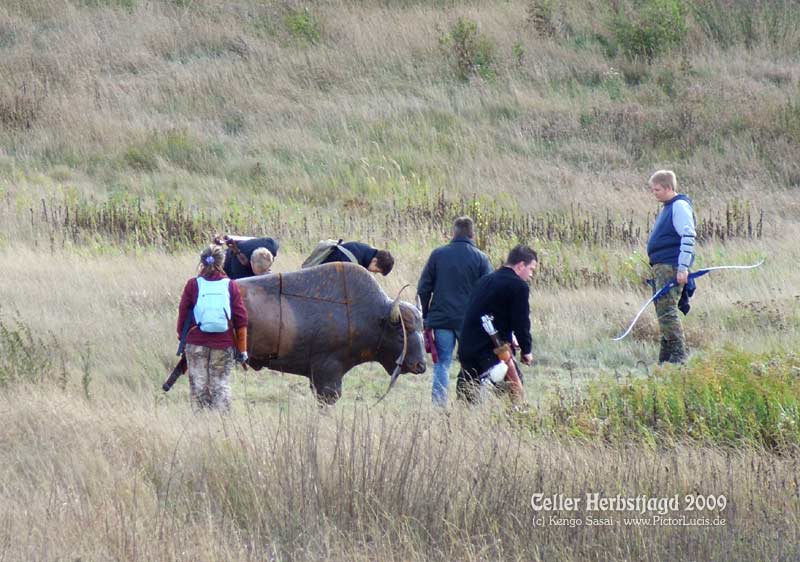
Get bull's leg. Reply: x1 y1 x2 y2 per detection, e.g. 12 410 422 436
309 365 344 405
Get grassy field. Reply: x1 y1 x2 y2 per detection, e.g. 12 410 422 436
2 0 800 560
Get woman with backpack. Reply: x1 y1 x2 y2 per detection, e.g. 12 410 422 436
176 245 249 412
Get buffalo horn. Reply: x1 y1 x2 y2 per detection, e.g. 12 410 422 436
371 364 401 407
389 295 402 324
389 284 410 324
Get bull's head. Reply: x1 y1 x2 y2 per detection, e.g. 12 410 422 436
374 290 426 404
386 294 426 375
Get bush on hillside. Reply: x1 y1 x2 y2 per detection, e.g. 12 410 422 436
0 310 64 387
284 7 322 45
439 17 496 81
610 0 688 62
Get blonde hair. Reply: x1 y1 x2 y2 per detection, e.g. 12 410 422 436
649 169 677 190
198 245 226 277
250 247 274 274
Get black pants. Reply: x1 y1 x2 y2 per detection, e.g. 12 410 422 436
457 354 495 404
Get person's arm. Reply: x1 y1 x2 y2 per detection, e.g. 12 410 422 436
229 281 249 361
416 253 436 321
510 283 532 357
672 200 696 274
480 253 493 277
176 279 196 336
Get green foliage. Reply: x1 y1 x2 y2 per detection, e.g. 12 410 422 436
526 0 557 37
610 0 688 62
80 346 93 400
779 87 800 144
602 67 625 101
122 129 225 174
691 0 800 51
284 8 322 45
512 40 525 67
563 349 800 449
222 111 246 136
0 310 62 387
439 18 496 81
78 0 136 10
619 250 649 287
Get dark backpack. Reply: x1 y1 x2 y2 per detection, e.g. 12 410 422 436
301 239 357 268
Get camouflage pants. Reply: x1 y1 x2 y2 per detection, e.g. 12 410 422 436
651 264 687 363
185 344 234 412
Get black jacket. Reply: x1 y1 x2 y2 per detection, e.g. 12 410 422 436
223 237 280 279
417 237 492 330
458 266 532 372
321 241 377 269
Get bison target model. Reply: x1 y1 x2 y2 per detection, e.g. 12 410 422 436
237 262 426 404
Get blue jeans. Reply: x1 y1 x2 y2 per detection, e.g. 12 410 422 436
432 329 458 407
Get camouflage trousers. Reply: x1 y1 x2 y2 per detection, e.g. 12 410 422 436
651 264 687 364
185 344 234 412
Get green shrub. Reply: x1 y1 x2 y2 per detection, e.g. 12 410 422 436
610 0 688 62
0 310 62 387
512 40 525 67
564 349 800 449
439 18 497 81
526 0 557 37
284 8 322 45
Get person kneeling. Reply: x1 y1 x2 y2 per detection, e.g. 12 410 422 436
456 245 538 404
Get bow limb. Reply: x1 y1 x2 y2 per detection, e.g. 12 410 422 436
612 259 764 342
690 259 765 280
612 281 676 341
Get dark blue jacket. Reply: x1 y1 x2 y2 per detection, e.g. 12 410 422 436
321 241 377 269
417 237 492 331
223 237 280 279
647 194 694 267
458 267 532 373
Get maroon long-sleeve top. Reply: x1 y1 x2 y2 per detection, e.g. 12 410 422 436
176 272 248 350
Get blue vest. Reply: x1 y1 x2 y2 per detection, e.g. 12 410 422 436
647 194 691 266
194 277 231 333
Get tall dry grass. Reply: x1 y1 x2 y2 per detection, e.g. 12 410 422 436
1 386 798 562
1 0 799 214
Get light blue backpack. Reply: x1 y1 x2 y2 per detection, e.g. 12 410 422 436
193 277 231 333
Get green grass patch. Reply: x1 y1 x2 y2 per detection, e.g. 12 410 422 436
0 309 65 388
562 348 800 449
284 7 322 46
122 129 225 174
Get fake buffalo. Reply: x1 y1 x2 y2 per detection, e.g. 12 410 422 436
236 262 426 403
